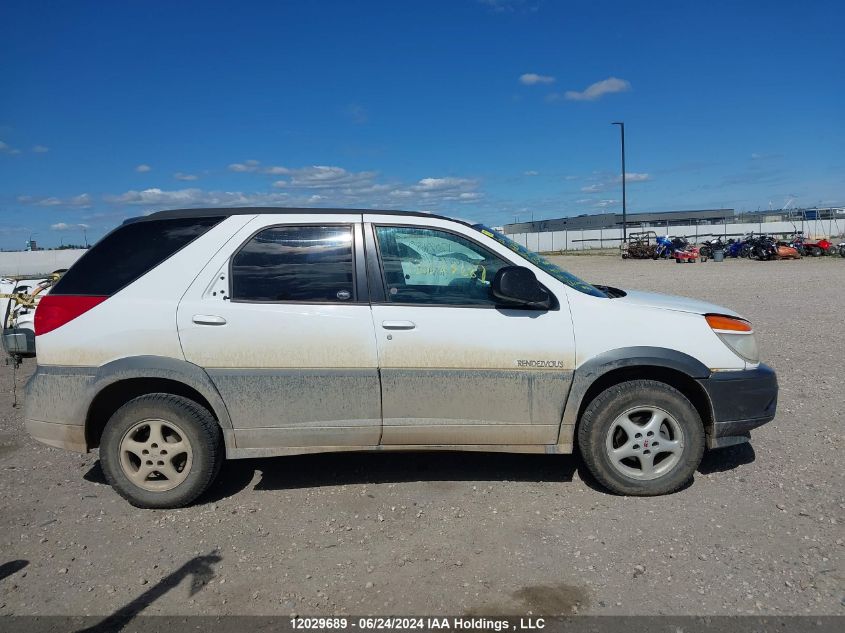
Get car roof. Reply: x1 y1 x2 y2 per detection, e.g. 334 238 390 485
127 207 474 227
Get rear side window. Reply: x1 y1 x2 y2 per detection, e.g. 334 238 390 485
231 225 355 302
51 217 223 296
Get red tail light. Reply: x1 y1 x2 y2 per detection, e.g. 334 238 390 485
35 295 107 336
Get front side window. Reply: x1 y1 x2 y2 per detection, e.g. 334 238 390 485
375 226 508 305
231 225 354 302
473 224 608 298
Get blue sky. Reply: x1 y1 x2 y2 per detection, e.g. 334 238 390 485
1 0 843 249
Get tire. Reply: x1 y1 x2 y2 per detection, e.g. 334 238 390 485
810 246 822 257
99 393 223 509
577 380 705 496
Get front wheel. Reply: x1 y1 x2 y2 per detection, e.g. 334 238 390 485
100 394 223 508
577 380 705 496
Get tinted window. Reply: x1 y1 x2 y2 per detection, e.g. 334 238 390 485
375 226 508 306
231 225 355 302
51 217 223 296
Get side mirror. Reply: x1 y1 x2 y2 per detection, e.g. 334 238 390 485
491 266 551 309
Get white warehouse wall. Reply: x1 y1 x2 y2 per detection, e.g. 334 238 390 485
0 249 86 276
508 219 844 252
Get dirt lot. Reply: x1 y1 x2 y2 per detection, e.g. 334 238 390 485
0 255 842 617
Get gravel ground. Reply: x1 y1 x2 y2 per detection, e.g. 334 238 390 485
0 255 842 617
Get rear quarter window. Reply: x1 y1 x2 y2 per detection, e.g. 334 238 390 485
50 217 223 296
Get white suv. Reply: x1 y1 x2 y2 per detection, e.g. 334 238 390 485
20 208 777 507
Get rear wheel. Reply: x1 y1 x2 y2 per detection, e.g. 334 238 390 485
577 380 705 496
100 394 223 508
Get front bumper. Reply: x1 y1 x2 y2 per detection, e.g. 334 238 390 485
698 364 778 448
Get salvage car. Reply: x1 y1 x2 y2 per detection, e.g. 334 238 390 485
15 208 778 507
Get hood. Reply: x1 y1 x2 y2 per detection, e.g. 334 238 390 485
617 289 740 318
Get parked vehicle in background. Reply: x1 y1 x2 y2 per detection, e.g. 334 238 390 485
14 207 778 508
838 242 845 258
743 235 777 261
1 271 65 364
698 237 726 261
783 232 807 256
621 231 659 259
801 237 834 257
774 243 801 260
725 238 745 259
674 243 701 263
655 235 696 260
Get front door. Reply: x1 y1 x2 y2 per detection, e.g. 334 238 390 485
178 214 382 450
365 214 576 446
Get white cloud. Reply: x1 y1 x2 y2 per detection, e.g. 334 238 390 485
519 73 555 85
272 165 377 189
17 193 92 208
135 164 152 173
32 145 49 153
103 165 484 212
0 140 21 155
579 172 650 194
563 77 631 101
174 172 199 181
51 222 89 231
228 159 261 172
580 183 604 193
413 177 474 191
523 170 539 176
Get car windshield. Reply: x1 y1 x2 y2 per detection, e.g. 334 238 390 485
473 224 608 298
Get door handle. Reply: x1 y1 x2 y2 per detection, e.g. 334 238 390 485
381 320 416 330
192 314 227 326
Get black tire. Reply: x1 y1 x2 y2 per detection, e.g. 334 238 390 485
99 393 223 509
577 380 705 496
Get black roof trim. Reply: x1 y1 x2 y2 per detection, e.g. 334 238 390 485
124 207 473 227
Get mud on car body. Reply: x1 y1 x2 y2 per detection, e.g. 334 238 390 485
19 207 777 507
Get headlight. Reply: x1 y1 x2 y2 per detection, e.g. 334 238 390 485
705 314 760 363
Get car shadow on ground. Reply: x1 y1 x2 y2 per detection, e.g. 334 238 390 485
201 451 581 502
83 442 757 503
698 442 756 474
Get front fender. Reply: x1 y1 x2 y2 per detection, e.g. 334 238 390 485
558 347 711 441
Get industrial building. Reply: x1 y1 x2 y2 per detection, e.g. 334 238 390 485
504 209 734 234
502 207 845 252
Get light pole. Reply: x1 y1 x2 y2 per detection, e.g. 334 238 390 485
612 121 627 242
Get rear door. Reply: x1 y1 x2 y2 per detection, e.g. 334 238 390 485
178 213 382 450
364 214 576 446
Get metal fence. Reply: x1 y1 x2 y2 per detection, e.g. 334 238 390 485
506 218 845 252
